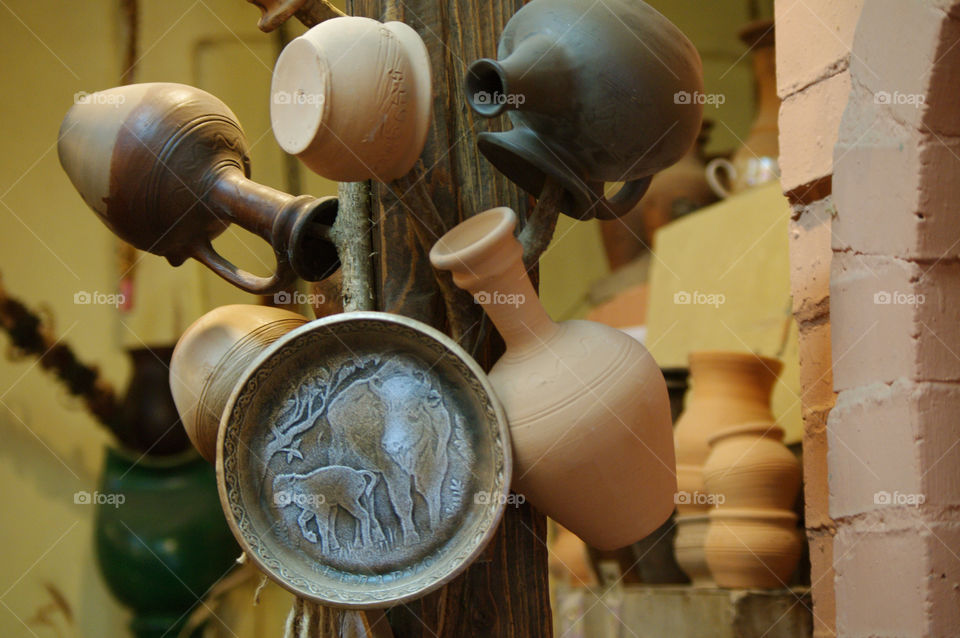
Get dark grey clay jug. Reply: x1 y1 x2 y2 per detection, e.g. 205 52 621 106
464 0 704 220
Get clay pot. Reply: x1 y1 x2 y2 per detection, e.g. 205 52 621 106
673 514 713 586
464 0 703 220
429 206 675 549
170 304 309 462
674 351 782 515
58 82 339 294
271 16 432 182
704 508 802 588
704 20 780 198
703 423 801 511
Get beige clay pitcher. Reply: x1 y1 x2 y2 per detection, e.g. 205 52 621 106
429 206 675 549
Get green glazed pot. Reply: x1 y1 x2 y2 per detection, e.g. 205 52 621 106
94 447 238 638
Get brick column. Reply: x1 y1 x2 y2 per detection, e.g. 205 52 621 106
776 1 865 636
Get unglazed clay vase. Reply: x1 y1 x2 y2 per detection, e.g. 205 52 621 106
170 304 309 462
464 0 703 220
673 514 713 586
705 508 803 588
271 16 432 182
703 423 801 511
429 206 675 549
58 83 339 294
704 20 780 198
673 351 782 515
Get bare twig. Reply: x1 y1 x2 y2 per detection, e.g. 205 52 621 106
519 177 565 270
249 0 345 32
331 182 376 312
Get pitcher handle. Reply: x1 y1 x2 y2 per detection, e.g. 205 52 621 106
192 241 296 295
705 158 736 199
598 175 653 219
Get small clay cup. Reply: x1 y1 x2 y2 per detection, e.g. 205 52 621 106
170 305 309 462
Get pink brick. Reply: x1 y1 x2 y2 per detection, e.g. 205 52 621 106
834 526 928 637
846 0 960 136
833 81 960 260
775 0 863 98
803 407 834 529
807 530 837 638
830 253 960 390
789 197 833 323
778 71 851 192
924 522 960 636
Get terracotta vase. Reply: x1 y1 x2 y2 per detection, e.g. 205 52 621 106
429 206 675 549
703 423 801 511
464 0 703 220
170 304 309 462
58 82 339 294
673 514 713 586
673 351 782 515
704 508 802 588
271 16 432 182
704 20 780 198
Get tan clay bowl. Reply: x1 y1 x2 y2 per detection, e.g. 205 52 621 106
170 304 309 463
271 16 432 182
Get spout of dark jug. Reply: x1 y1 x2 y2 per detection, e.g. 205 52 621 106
464 35 573 118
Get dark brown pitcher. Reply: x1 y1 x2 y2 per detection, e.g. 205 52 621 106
464 0 704 220
58 82 339 294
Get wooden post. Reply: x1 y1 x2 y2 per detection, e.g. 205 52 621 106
280 0 554 635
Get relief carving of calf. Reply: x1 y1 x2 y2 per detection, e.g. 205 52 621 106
273 465 385 553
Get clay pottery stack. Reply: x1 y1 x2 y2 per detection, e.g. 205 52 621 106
703 422 802 588
705 20 780 198
271 16 432 182
671 351 781 583
170 305 309 462
429 206 675 550
58 83 339 294
464 0 703 219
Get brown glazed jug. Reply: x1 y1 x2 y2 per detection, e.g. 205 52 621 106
170 304 309 463
58 83 339 294
673 351 782 516
429 207 675 549
464 0 703 220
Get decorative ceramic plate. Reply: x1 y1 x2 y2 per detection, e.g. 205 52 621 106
217 311 510 608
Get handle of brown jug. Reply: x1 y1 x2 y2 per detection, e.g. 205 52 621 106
191 241 297 295
598 176 653 219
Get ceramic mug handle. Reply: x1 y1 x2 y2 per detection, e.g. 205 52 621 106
192 241 295 295
705 158 736 199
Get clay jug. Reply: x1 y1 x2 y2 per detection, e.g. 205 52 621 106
429 206 675 549
703 423 801 511
464 0 703 220
673 514 713 587
704 20 780 198
170 304 309 462
704 508 802 588
674 351 781 515
271 16 432 182
58 83 339 294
